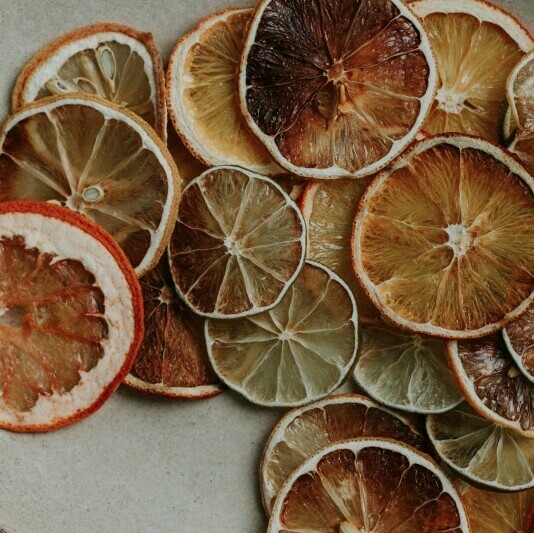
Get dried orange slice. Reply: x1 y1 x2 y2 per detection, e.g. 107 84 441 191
411 0 533 142
124 254 223 399
448 335 534 437
167 8 280 174
12 23 166 137
504 307 534 383
260 394 426 514
355 321 463 414
353 135 534 339
300 179 378 322
462 486 534 533
0 95 180 277
427 403 534 491
267 439 469 533
239 0 437 179
168 166 305 318
205 262 358 407
0 201 143 432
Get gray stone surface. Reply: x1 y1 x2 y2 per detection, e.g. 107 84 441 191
0 1 532 532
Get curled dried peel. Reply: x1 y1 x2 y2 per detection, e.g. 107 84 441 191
353 135 534 338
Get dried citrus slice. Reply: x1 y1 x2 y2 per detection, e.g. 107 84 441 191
427 403 534 491
167 8 280 174
0 201 143 432
504 307 534 383
0 95 180 277
239 0 437 179
268 439 469 533
124 254 223 399
448 335 534 437
12 23 166 137
507 49 534 131
260 394 426 514
353 135 534 339
168 166 305 318
300 179 379 322
205 261 357 407
354 321 463 414
461 486 534 533
411 0 533 142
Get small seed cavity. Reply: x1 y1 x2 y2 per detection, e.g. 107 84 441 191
97 45 117 89
46 77 78 95
82 186 103 203
74 77 98 94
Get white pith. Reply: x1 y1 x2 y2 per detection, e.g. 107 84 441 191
267 439 470 533
0 96 178 277
239 0 439 179
0 211 136 428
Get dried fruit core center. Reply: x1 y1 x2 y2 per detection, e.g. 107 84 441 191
445 224 472 257
159 284 177 305
224 236 240 256
328 63 345 83
0 305 28 329
436 87 469 114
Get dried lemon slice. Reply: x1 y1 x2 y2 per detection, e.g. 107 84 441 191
353 135 534 339
12 23 166 137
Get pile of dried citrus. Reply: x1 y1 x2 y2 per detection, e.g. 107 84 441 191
2 0 534 530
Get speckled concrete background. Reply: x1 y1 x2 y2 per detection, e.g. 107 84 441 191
0 1 532 532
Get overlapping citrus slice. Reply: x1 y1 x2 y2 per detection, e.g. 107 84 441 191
0 95 180 277
239 0 437 179
205 262 358 407
267 439 469 533
12 23 167 137
0 201 143 432
507 49 534 131
411 0 533 142
124 255 224 399
260 394 426 514
461 485 534 533
448 335 534 437
352 135 534 339
354 321 463 414
167 8 280 174
300 179 378 322
427 403 534 491
168 166 305 318
504 307 534 383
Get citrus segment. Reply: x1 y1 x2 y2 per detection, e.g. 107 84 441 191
0 95 180 277
168 166 305 318
268 439 469 533
261 394 425 514
12 23 166 137
353 135 534 338
205 262 358 407
354 322 462 413
300 179 378 322
427 403 534 491
124 255 224 399
447 335 534 436
411 0 533 142
240 0 437 179
509 132 534 176
504 307 534 383
0 201 143 432
167 8 280 174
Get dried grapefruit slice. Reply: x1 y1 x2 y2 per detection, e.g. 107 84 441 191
504 307 534 383
168 166 305 318
267 439 469 533
167 8 280 174
427 403 534 491
0 201 143 432
353 135 534 339
461 486 534 533
12 23 166 137
354 321 463 414
205 262 358 407
300 179 379 322
239 0 437 179
447 335 534 437
260 394 426 514
411 0 533 142
124 254 223 399
0 95 180 277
